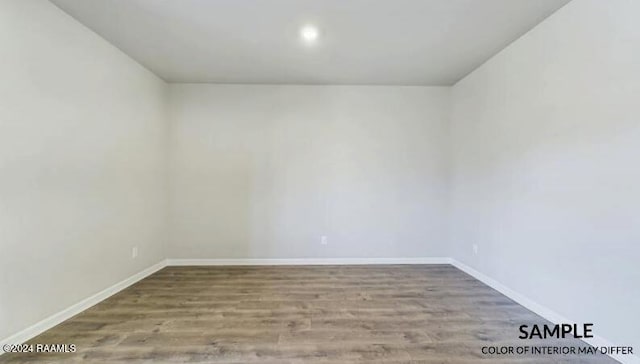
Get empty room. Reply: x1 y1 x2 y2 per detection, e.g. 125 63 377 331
1 0 638 363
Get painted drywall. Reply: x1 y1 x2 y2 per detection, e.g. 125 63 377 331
0 0 168 341
4 0 637 354
168 85 449 259
450 0 639 350
50 0 571 85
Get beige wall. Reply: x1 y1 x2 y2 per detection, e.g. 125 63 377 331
168 85 450 259
450 0 640 349
0 0 168 340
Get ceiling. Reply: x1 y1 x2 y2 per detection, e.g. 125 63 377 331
50 0 570 85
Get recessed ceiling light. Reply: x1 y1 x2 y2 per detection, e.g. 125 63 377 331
300 25 319 44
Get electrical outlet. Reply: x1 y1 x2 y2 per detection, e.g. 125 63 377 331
473 244 478 255
320 236 328 245
132 246 138 259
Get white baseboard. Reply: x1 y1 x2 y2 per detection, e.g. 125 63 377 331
166 257 452 266
451 259 639 364
0 260 167 351
3 257 635 364
0 257 447 352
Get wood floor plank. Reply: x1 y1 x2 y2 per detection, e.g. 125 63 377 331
0 265 617 363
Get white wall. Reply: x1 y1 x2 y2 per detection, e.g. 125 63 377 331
450 0 639 349
0 0 168 340
168 85 449 259
4 0 637 352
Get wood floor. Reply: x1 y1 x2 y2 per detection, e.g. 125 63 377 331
0 265 616 363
